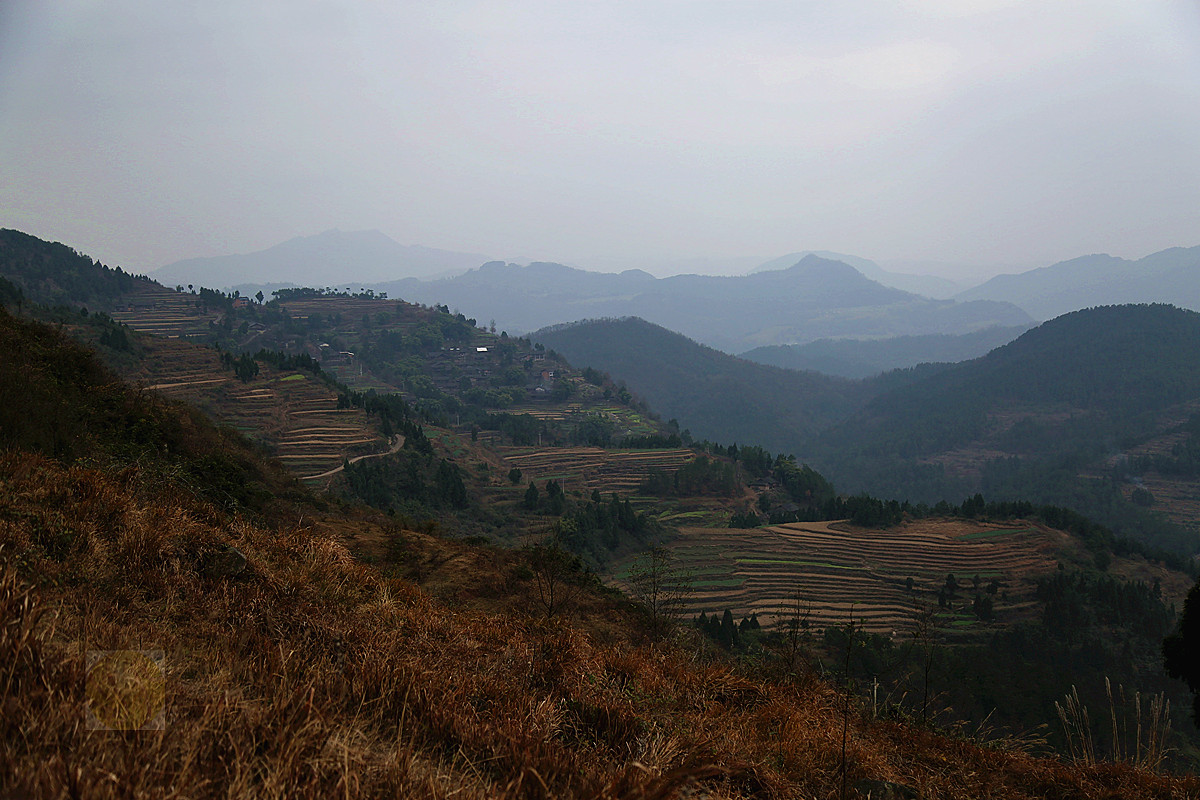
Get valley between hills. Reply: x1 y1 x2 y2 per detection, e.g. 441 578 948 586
3 227 1200 798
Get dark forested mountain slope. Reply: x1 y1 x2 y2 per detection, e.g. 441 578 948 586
535 307 1200 554
811 304 1200 553
0 228 154 308
850 304 1200 445
532 317 864 453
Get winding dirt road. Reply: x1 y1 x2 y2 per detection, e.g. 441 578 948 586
301 435 405 480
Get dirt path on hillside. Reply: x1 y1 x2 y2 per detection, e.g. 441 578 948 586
301 436 404 480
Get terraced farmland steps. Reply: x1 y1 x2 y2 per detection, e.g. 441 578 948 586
611 519 1062 635
119 336 389 484
498 446 695 494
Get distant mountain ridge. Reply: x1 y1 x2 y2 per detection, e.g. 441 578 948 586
154 229 490 289
753 250 962 298
741 325 1034 379
378 253 1031 352
955 245 1200 320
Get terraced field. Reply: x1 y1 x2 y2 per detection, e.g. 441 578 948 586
502 403 586 421
121 338 388 484
611 519 1062 636
497 446 695 493
109 285 220 338
274 296 404 321
1105 407 1200 533
502 403 662 438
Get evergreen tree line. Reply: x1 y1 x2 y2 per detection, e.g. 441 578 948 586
693 610 761 650
270 286 390 301
337 389 432 453
622 433 684 449
732 493 905 528
343 448 467 515
688 439 836 508
641 456 738 497
521 481 659 565
480 412 546 446
252 349 323 375
0 229 142 308
1127 419 1200 478
1036 569 1175 638
219 350 259 382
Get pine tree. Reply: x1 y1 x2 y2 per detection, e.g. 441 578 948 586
719 609 737 650
524 481 539 511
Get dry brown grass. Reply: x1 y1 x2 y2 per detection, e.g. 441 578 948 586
2 450 1198 799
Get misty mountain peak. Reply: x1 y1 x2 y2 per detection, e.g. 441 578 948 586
791 253 863 274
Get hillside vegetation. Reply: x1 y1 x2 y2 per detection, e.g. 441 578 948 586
533 317 862 453
814 304 1200 555
537 309 1200 557
0 228 152 308
6 231 1200 794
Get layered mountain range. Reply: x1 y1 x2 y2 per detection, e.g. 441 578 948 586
374 255 1030 352
151 230 1200 357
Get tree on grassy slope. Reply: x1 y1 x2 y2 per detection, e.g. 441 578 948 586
1164 578 1200 724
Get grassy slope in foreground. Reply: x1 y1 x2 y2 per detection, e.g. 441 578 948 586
3 451 1196 800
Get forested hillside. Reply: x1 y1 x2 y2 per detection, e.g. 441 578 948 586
812 305 1200 554
535 307 1200 556
534 317 862 452
0 228 152 308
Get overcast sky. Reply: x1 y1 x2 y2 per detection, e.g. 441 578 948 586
2 1 1199 279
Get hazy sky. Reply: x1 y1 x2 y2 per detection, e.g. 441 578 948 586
2 1 1199 278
